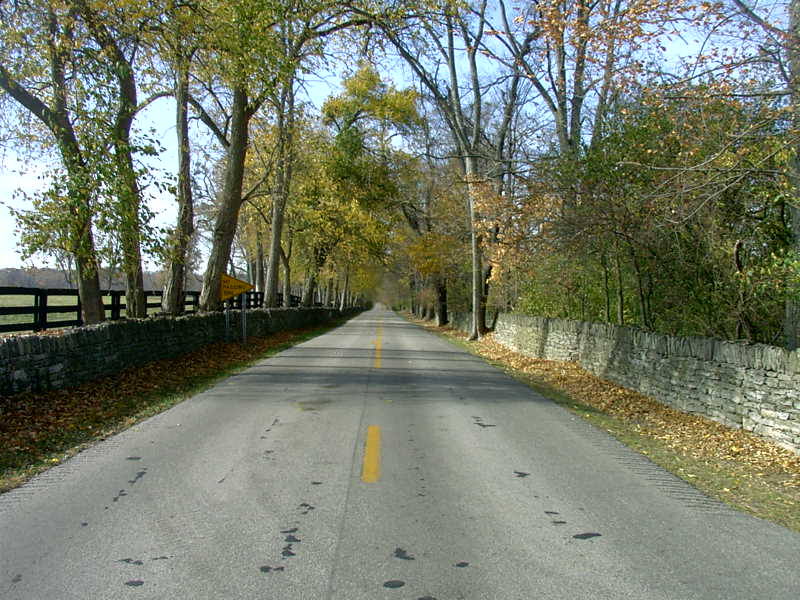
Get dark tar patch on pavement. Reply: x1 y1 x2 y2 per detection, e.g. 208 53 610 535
393 548 415 560
260 566 285 573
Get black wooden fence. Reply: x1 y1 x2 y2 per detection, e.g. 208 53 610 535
0 287 302 334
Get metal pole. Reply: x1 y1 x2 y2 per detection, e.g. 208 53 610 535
225 305 231 342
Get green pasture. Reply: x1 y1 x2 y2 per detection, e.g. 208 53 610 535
0 293 164 332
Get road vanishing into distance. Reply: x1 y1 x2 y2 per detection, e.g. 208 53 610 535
2 307 799 599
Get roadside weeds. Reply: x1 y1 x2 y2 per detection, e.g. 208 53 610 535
408 316 800 533
0 320 348 494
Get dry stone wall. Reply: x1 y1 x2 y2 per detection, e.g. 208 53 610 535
450 312 800 453
1 307 361 396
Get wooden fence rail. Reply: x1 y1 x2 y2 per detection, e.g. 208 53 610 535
0 287 302 334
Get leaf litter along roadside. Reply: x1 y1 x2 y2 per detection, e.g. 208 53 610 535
0 320 347 494
406 315 800 533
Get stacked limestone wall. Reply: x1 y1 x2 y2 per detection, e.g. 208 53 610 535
1 307 361 396
449 312 800 453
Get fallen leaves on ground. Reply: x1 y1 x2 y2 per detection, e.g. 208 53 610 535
0 326 325 492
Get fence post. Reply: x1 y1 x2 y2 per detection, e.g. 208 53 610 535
186 291 199 314
110 291 122 320
34 290 48 332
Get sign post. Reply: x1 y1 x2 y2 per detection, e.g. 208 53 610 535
220 274 254 343
224 305 231 342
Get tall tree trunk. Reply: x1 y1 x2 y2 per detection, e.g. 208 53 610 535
280 242 292 307
629 246 650 329
333 278 340 308
478 263 492 332
76 254 104 324
602 250 611 323
77 0 147 317
615 245 625 325
301 271 316 307
0 6 105 324
64 158 105 324
434 277 448 326
785 0 800 349
465 155 483 340
73 214 105 324
115 148 146 318
786 204 800 348
255 228 265 293
265 84 295 307
246 252 254 283
339 267 350 311
162 56 194 315
301 246 327 307
200 86 250 311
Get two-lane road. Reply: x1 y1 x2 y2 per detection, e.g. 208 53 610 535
2 307 799 599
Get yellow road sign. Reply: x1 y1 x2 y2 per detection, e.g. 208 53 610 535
220 273 254 301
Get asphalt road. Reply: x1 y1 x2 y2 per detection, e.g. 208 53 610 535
2 307 799 599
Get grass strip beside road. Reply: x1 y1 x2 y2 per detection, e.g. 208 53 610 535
0 319 349 494
407 315 800 533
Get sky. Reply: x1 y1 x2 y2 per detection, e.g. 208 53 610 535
0 1 722 273
0 73 342 271
0 156 49 268
0 99 181 270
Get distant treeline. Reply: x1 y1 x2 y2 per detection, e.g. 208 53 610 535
0 268 202 291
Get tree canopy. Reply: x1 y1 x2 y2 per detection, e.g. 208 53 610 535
1 0 797 348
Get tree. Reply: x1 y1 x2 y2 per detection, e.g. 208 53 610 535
193 0 282 311
70 0 153 318
353 0 526 338
0 0 105 323
194 0 369 312
726 0 800 347
395 107 470 325
289 123 394 307
1 0 175 321
263 73 297 307
153 1 205 315
260 3 372 309
494 86 793 343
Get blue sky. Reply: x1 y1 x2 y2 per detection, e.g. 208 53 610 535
0 1 731 273
0 72 343 271
0 99 181 270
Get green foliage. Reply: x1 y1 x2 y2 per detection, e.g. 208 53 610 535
322 63 419 131
508 89 795 344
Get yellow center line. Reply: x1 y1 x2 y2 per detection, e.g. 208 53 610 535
361 425 381 483
374 322 383 369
